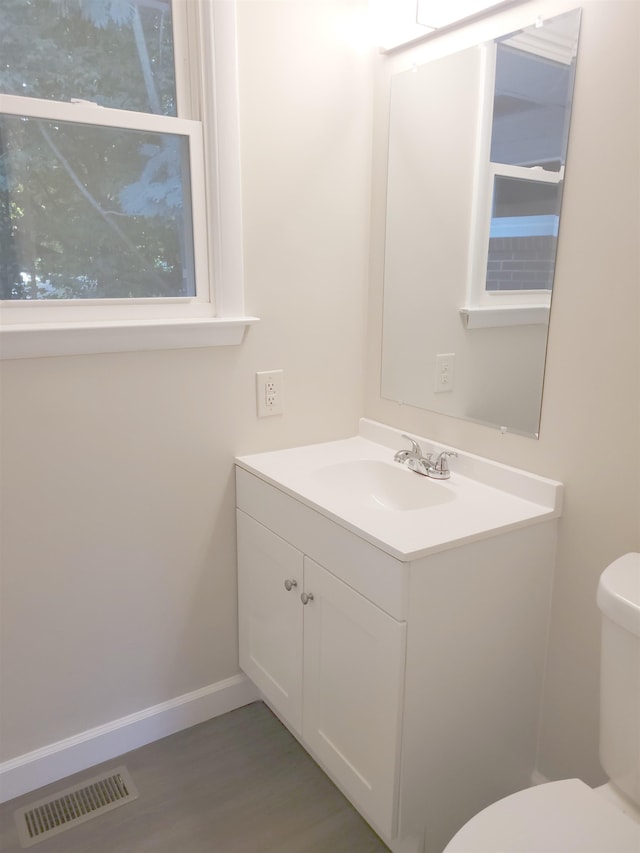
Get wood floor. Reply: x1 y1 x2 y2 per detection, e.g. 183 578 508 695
0 701 390 853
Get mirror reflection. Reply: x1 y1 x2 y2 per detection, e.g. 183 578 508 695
381 9 581 437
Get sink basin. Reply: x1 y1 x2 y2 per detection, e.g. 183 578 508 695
309 460 455 511
235 419 563 560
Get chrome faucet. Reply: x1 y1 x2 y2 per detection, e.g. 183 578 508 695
393 435 433 477
393 435 458 479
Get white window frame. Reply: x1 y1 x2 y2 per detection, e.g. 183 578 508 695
0 95 211 323
0 0 257 359
462 41 556 329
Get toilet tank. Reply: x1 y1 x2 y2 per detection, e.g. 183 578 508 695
597 552 640 807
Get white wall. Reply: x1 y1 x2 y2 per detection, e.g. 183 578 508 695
0 0 372 765
1 0 638 807
366 0 640 785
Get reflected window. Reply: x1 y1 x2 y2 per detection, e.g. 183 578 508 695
486 175 562 292
467 13 580 312
482 39 574 296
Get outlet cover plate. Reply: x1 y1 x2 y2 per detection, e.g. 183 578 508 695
256 370 284 417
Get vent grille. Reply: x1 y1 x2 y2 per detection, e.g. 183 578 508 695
14 766 138 848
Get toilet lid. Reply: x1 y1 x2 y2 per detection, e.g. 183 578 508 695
444 779 640 853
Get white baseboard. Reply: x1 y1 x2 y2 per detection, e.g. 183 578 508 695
390 833 424 853
0 673 260 804
531 769 551 786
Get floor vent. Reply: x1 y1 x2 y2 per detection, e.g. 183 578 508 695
14 766 138 848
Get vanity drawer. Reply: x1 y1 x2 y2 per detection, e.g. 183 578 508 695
236 467 408 621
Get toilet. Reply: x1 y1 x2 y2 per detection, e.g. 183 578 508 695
445 552 640 853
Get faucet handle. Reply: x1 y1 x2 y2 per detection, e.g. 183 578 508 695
430 450 458 479
435 450 457 467
400 434 422 456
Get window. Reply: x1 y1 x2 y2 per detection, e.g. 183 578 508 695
0 0 254 358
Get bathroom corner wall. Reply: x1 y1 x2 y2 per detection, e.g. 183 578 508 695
365 0 640 785
0 0 372 766
1 0 637 804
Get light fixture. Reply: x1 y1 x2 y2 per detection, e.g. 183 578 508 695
416 0 526 30
372 0 528 52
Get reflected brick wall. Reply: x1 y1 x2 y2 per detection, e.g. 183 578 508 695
486 235 557 291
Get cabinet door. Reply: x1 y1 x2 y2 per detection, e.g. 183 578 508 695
237 510 303 734
302 557 406 839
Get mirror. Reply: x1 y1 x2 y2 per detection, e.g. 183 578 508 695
381 9 581 437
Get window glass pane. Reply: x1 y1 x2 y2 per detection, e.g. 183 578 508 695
485 175 561 292
0 0 177 116
491 44 575 170
0 114 195 300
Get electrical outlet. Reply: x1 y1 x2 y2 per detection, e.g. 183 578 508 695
434 353 455 393
256 370 284 417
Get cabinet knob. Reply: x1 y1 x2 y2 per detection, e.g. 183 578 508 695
284 578 298 591
300 592 314 605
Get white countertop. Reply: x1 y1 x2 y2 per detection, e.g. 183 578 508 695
236 420 563 561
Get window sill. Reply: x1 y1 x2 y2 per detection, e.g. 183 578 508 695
459 305 549 329
0 316 259 360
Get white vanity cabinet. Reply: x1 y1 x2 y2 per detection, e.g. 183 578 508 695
235 424 562 853
237 506 406 840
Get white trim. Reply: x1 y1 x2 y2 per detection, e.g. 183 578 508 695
0 94 197 133
172 0 199 118
0 674 260 803
467 41 497 307
531 769 551 786
389 834 425 853
488 162 563 185
460 304 549 328
201 1 246 316
0 317 259 359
